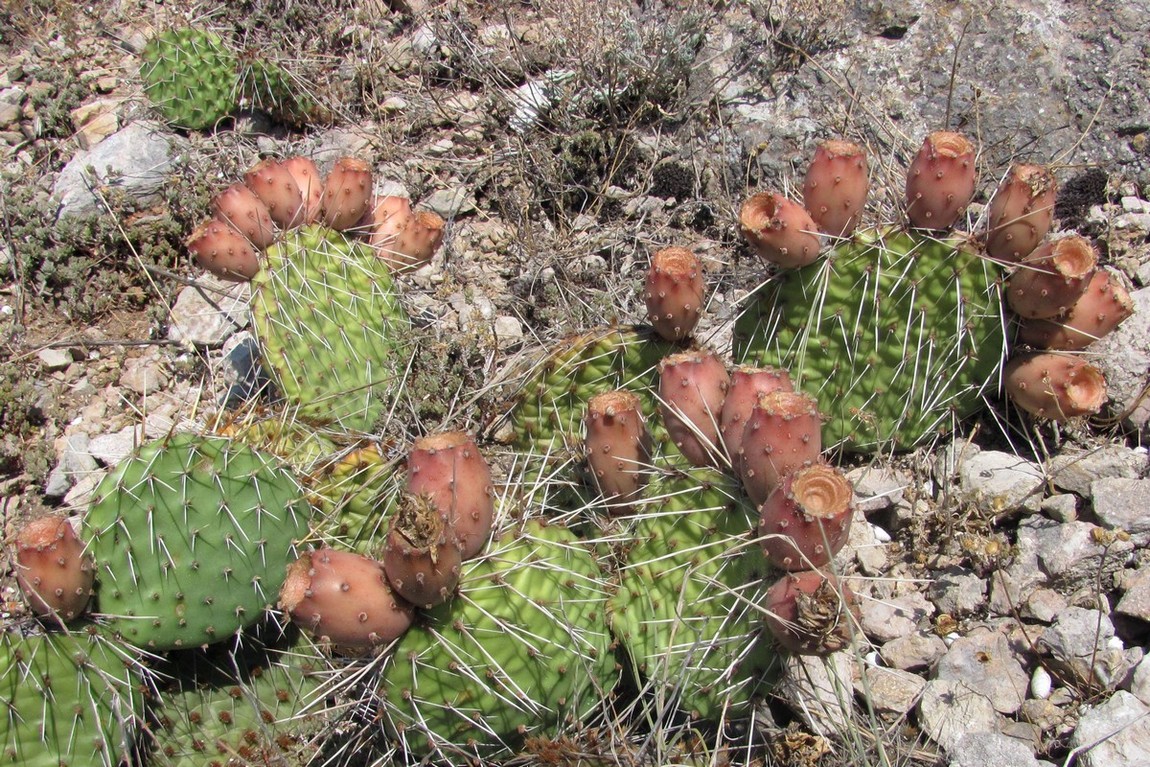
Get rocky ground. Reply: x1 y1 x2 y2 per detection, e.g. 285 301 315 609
2 0 1150 765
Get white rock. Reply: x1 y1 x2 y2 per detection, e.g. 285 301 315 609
918 679 1003 752
957 449 1045 515
1070 691 1150 767
1030 666 1053 700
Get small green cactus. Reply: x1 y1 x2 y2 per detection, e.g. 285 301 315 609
141 28 239 131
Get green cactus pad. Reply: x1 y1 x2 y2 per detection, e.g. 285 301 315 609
307 444 401 554
734 226 1005 452
84 433 309 650
609 466 778 723
378 520 616 762
238 55 326 128
252 225 410 434
0 630 144 766
141 28 239 130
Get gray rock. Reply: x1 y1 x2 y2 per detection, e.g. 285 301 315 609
52 121 187 219
917 678 1003 753
989 519 1048 615
1091 287 1150 437
37 347 72 371
1091 478 1150 534
948 731 1041 767
777 651 854 735
119 355 169 397
936 631 1029 714
957 449 1045 515
1070 691 1150 767
43 433 98 499
929 568 987 617
423 186 474 218
167 277 250 347
87 425 145 467
1130 655 1150 706
1031 517 1134 592
1037 607 1130 691
880 631 947 672
492 315 523 350
1116 568 1150 624
1049 446 1148 497
860 591 934 643
855 665 925 716
1040 494 1078 523
63 470 104 510
1023 588 1068 623
847 466 908 514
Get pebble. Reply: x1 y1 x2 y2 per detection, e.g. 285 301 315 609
43 433 98 499
1030 666 1053 700
948 731 1042 767
879 631 948 672
1037 607 1130 691
167 277 251 348
1116 567 1150 623
917 678 1003 752
935 630 1029 714
847 466 908 513
854 665 925 717
1023 588 1068 623
423 186 474 218
957 449 1045 515
929 568 987 617
119 354 169 396
492 315 523 350
1070 691 1150 767
87 424 145 466
63 470 103 510
859 592 934 643
1039 493 1078 523
37 347 72 372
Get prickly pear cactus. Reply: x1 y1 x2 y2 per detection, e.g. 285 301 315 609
141 28 239 130
238 55 325 128
0 630 145 766
735 226 1006 452
610 466 778 722
84 433 309 650
378 520 616 762
252 225 410 433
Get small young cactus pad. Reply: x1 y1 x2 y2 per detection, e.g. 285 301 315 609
141 28 239 130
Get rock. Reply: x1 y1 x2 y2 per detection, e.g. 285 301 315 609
63 470 104 510
219 332 267 407
1031 517 1133 593
935 630 1029 714
1130 655 1150 706
917 678 1003 752
1091 478 1150 534
957 449 1045 515
1037 607 1130 691
423 186 474 218
167 277 250 348
1091 287 1150 437
87 424 145 467
1048 445 1148 497
860 591 934 643
119 354 169 396
989 521 1048 615
1023 588 1068 623
854 665 924 716
74 110 120 151
37 347 72 371
847 465 907 514
929 568 987 617
879 631 947 672
52 121 187 219
1040 494 1078 523
1020 697 1074 735
948 731 1042 767
0 101 19 128
492 315 523 350
1070 691 1150 767
43 433 98 499
1116 568 1150 624
777 652 855 736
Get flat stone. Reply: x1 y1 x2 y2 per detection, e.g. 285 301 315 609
119 355 169 396
1037 607 1130 690
957 449 1045 515
43 433 98 499
1070 691 1150 767
1049 445 1148 497
855 665 925 716
880 631 947 672
167 277 250 347
777 652 855 735
1023 588 1068 623
1032 518 1133 592
37 347 72 371
87 424 145 467
74 110 120 150
948 731 1042 767
1130 655 1150 706
929 568 987 617
918 678 1003 753
0 101 19 128
860 591 934 643
63 470 104 510
492 315 523 350
1116 568 1150 623
423 186 474 218
1040 493 1078 523
936 630 1029 714
847 466 908 513
1091 478 1150 534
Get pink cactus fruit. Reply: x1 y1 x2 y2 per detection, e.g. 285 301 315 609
905 131 977 230
719 365 794 463
186 218 261 281
802 139 869 238
657 349 730 468
407 431 495 560
764 570 859 655
381 494 464 609
244 158 305 230
644 247 705 342
280 549 414 649
584 390 651 513
739 390 822 506
984 163 1057 262
14 515 94 625
739 192 822 268
759 463 854 571
281 156 324 225
1006 236 1098 320
1017 270 1135 351
211 183 277 249
320 156 374 232
364 196 445 271
1004 352 1107 421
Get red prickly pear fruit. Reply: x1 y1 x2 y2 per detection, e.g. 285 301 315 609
1006 236 1098 320
984 163 1057 262
281 156 323 225
187 218 261 281
320 156 374 232
280 549 414 649
764 570 859 655
720 365 794 462
1004 352 1107 421
759 463 854 571
14 515 93 624
739 390 822 506
382 494 464 609
1017 270 1135 351
244 158 305 230
905 131 977 230
802 139 869 238
363 195 410 243
585 390 651 513
391 210 446 270
407 431 495 560
657 349 730 468
644 247 705 342
739 192 822 268
211 183 277 249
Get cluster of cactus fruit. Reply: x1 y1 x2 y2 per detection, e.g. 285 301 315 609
4 127 1136 765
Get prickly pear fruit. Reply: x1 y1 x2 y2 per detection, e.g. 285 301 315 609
1017 270 1135 351
367 198 446 272
187 218 261 281
212 182 277 249
1006 236 1098 319
985 163 1057 262
905 131 977 230
1004 352 1107 421
764 570 858 655
281 548 414 649
13 515 93 623
245 158 305 229
657 349 729 468
802 139 869 238
320 156 373 232
759 463 853 571
644 247 705 341
282 156 323 225
585 390 651 512
407 431 494 560
382 494 464 608
739 192 822 268
739 390 822 506
720 365 794 463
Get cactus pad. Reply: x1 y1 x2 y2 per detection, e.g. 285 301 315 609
734 226 1005 452
252 225 410 433
378 520 616 762
141 28 239 130
84 433 309 650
